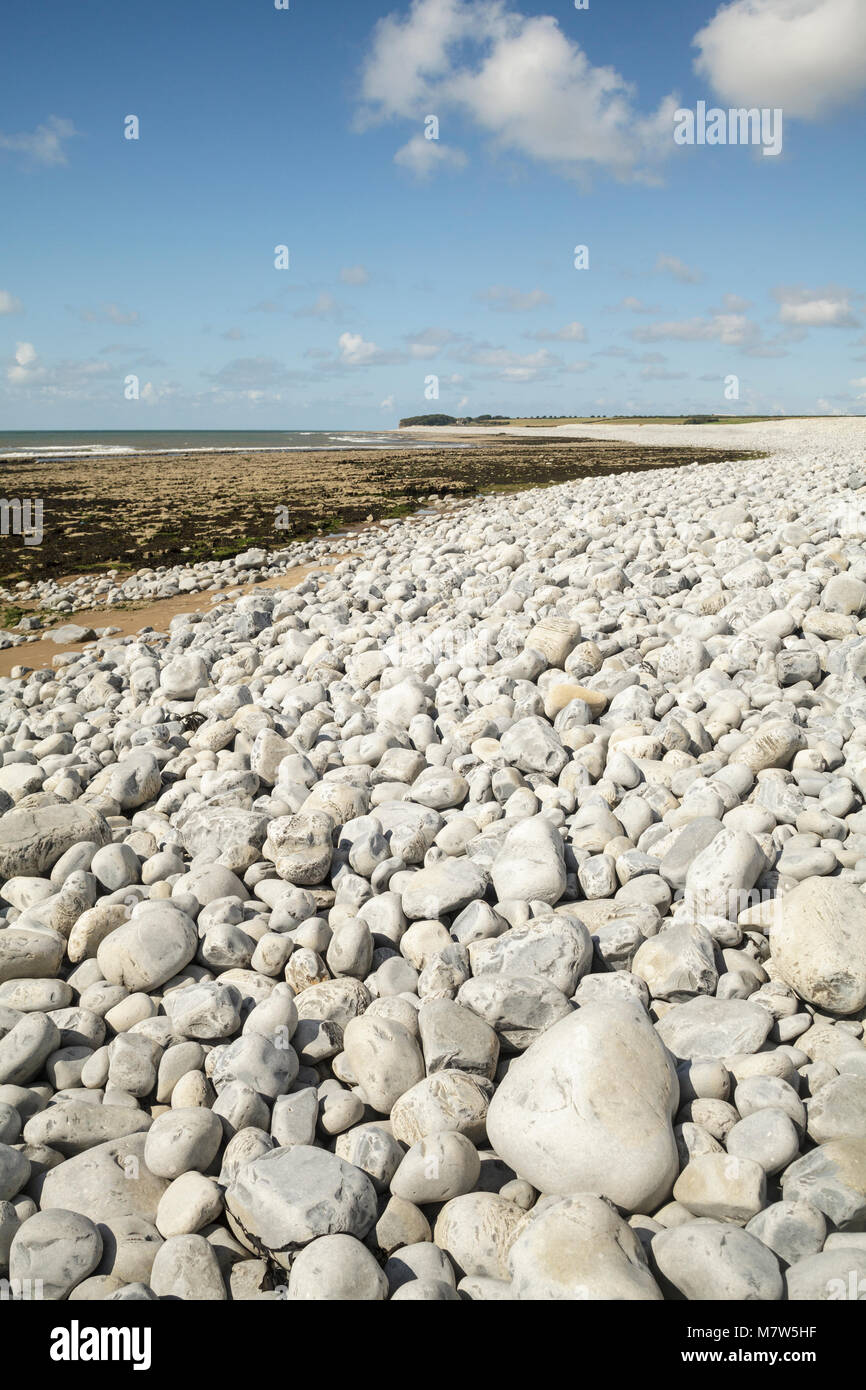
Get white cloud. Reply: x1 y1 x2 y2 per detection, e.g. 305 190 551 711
0 115 77 165
655 253 704 284
0 290 23 315
339 332 381 364
359 0 678 183
632 314 762 347
524 321 586 341
694 0 866 118
457 343 564 381
477 285 554 312
773 285 860 327
4 343 123 394
380 394 396 410
631 315 783 355
340 265 372 286
8 341 40 383
393 133 468 177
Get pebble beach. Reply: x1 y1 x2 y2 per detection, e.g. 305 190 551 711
2 415 866 1302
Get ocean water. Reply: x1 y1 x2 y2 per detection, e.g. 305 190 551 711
0 430 465 462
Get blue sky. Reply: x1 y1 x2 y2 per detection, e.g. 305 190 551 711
1 0 865 428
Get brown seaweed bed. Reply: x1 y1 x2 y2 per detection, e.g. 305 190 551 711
0 435 759 587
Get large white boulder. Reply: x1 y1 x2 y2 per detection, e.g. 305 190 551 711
486 1001 679 1212
771 877 866 1016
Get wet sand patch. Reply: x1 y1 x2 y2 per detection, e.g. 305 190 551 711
0 561 337 679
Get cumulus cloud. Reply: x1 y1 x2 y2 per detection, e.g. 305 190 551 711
773 284 860 327
477 285 554 313
358 0 678 183
631 315 752 344
0 115 77 165
5 343 123 396
336 332 408 366
393 133 468 177
339 332 380 365
630 313 786 356
452 341 576 381
7 342 40 383
340 265 372 285
694 0 866 118
0 290 23 315
655 254 704 284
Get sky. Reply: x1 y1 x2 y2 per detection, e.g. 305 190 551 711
1 0 865 429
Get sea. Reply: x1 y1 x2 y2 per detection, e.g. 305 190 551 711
0 430 465 463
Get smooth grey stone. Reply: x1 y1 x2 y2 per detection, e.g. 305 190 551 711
23 1101 152 1155
468 912 592 997
288 1232 389 1300
655 995 773 1061
143 1108 223 1179
418 998 499 1079
334 1122 404 1193
652 1218 783 1299
9 1208 102 1300
0 803 111 880
0 1013 61 1085
781 1139 866 1229
225 1145 378 1261
149 1232 227 1300
745 1200 826 1266
508 1192 662 1300
457 973 573 1051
